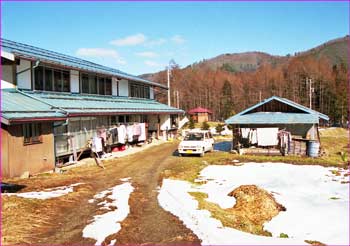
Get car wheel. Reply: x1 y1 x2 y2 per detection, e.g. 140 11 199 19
200 148 205 157
210 144 214 152
179 153 182 157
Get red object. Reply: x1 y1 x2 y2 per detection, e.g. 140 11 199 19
112 147 119 152
187 107 213 115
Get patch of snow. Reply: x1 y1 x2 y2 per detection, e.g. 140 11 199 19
158 179 304 245
83 181 134 245
2 183 84 200
120 177 131 182
109 239 116 245
159 163 349 245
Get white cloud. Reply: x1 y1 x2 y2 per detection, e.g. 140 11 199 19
145 38 167 47
135 51 159 58
144 60 163 67
76 48 126 65
110 33 146 46
171 35 186 44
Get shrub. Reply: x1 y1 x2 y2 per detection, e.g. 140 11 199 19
201 121 210 130
215 124 224 133
189 118 195 129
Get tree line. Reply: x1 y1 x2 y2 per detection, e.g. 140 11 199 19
152 55 348 125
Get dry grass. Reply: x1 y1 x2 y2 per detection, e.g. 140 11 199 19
189 184 286 236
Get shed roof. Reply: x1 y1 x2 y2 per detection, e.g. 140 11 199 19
1 38 167 89
1 89 184 124
188 107 213 114
225 96 329 125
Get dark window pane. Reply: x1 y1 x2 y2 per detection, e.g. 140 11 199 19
82 74 89 93
54 70 62 91
44 68 53 91
105 78 112 95
34 66 44 90
99 77 105 95
89 75 97 94
62 71 70 92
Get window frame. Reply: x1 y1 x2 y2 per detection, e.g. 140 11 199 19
33 64 70 93
80 73 112 96
23 123 43 145
129 82 150 99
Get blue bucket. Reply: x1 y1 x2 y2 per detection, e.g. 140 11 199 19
307 141 320 157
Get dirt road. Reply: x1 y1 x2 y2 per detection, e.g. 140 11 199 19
2 142 200 245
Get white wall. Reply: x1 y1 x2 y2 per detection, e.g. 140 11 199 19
1 65 14 84
1 80 15 89
150 87 154 100
112 78 119 96
70 70 79 93
17 59 31 90
160 114 171 131
118 79 129 97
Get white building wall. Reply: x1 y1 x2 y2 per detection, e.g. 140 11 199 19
1 65 14 84
160 114 171 131
112 78 119 96
70 70 80 93
1 80 15 89
17 59 31 90
150 87 154 100
118 79 129 97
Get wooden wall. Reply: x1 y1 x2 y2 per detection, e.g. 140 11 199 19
1 123 55 178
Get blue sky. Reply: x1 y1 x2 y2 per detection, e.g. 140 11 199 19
2 1 349 75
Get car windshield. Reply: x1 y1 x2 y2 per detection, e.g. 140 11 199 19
184 133 204 141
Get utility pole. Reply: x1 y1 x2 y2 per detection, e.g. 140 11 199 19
167 65 171 106
307 77 314 109
259 91 262 102
177 90 180 108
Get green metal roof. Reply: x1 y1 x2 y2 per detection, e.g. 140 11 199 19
225 96 329 125
1 89 184 124
1 89 66 123
1 38 167 89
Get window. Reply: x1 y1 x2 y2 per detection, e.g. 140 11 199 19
129 82 150 99
34 65 70 92
23 123 42 145
80 73 112 95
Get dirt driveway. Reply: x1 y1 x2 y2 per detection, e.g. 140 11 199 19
2 142 200 245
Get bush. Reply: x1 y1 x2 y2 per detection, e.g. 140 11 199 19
279 233 289 238
201 121 210 130
215 124 224 133
189 118 195 129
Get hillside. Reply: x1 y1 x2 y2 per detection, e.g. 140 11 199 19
142 36 349 125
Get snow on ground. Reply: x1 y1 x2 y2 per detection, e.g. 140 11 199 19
83 179 134 245
159 163 349 245
2 183 84 199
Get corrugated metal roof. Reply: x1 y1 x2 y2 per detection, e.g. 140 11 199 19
1 38 167 89
225 96 329 125
1 89 184 123
1 89 66 121
26 91 184 115
225 112 319 124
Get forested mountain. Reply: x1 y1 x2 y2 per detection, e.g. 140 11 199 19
142 36 349 124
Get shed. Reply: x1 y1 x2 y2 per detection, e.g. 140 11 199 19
188 107 213 123
225 96 329 156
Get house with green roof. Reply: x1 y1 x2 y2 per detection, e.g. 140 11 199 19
1 38 183 178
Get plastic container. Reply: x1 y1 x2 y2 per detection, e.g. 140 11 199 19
307 140 320 157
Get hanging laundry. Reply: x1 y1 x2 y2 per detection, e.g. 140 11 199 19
117 124 126 144
133 123 141 136
138 123 146 141
91 137 103 152
249 129 258 145
256 128 279 146
126 125 133 143
98 127 107 142
110 128 118 144
241 128 250 139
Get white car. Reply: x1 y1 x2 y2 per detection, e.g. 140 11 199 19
178 130 215 157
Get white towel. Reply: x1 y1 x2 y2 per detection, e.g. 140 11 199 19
138 123 146 141
117 125 126 144
257 128 279 146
